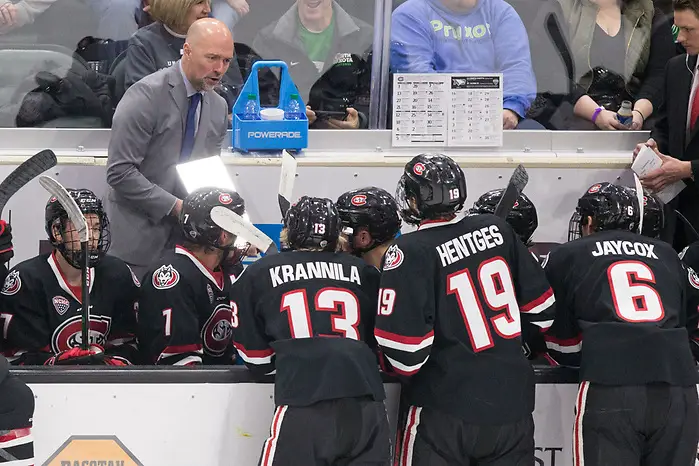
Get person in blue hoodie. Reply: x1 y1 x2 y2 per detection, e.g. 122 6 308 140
391 0 538 129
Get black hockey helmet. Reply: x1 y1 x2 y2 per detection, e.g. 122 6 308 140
624 187 665 239
45 188 111 269
180 187 246 251
568 182 639 241
396 153 467 225
471 189 538 244
284 196 340 251
336 186 401 253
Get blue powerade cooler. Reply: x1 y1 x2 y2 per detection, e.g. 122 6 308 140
232 60 309 152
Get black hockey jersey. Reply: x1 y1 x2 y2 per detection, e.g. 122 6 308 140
680 241 699 272
0 252 139 365
230 250 385 407
375 214 556 425
138 246 238 365
544 230 699 386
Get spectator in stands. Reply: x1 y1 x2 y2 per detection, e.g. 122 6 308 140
554 0 676 130
105 19 232 279
122 0 243 105
390 0 539 129
252 0 372 129
0 0 54 35
91 0 248 41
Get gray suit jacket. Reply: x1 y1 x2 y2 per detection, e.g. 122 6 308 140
104 63 228 270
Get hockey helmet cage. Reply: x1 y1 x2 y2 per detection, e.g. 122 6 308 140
45 188 111 268
568 182 639 241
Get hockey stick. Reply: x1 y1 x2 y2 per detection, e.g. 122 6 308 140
38 175 91 350
0 149 57 216
278 150 297 218
633 174 644 235
493 164 529 219
210 206 279 255
675 209 699 243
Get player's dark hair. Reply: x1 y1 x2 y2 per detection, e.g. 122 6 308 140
283 196 340 252
568 182 639 241
471 188 538 244
396 153 467 225
45 188 110 269
336 186 401 254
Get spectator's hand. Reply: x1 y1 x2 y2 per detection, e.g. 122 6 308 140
595 110 626 130
0 220 13 264
306 106 317 125
630 111 644 131
327 108 360 130
502 110 519 130
633 138 658 161
227 0 250 16
640 154 692 192
0 2 18 28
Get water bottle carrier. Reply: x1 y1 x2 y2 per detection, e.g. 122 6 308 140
232 61 309 152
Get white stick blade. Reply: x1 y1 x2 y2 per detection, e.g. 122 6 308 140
279 150 297 204
210 206 276 254
39 176 89 242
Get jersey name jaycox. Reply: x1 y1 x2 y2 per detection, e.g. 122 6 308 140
269 262 361 288
436 225 504 267
591 240 658 259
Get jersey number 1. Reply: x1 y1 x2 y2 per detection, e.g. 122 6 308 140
447 257 521 352
281 288 360 340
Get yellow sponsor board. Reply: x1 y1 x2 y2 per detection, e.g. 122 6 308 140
43 435 143 466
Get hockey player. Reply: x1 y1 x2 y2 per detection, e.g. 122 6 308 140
470 188 552 362
624 187 665 239
0 189 138 365
471 188 538 245
138 187 246 366
545 182 699 466
230 196 390 466
336 186 401 269
376 154 556 465
0 222 34 465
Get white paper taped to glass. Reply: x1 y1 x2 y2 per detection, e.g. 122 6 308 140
631 146 685 204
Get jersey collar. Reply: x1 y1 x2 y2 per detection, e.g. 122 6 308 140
47 251 95 303
175 246 224 291
417 215 460 231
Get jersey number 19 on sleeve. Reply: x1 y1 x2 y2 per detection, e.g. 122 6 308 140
608 260 664 323
281 288 360 340
447 257 521 352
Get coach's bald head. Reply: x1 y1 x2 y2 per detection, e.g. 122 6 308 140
182 18 234 92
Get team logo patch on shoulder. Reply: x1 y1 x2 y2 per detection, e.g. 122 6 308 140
219 192 233 205
152 265 180 290
1 270 21 295
383 244 405 271
52 296 71 315
126 264 141 287
351 194 367 206
413 163 426 176
588 184 602 194
688 267 699 290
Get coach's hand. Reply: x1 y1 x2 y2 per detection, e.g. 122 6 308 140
633 138 658 160
640 154 693 192
0 220 14 264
